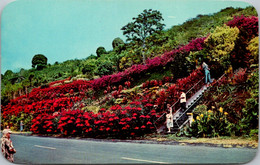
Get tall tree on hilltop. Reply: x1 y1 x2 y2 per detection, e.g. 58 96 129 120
32 54 48 70
112 37 124 50
96 47 107 58
112 37 125 72
121 9 165 64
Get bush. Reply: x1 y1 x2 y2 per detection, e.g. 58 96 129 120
232 68 247 85
187 107 234 137
247 37 259 65
82 60 97 76
226 15 258 41
204 25 239 70
193 104 207 116
95 60 114 76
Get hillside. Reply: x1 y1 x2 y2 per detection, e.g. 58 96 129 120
1 6 257 103
1 6 258 139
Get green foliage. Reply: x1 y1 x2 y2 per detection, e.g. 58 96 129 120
32 54 48 70
247 37 259 65
121 9 165 63
82 59 97 74
86 54 97 60
239 6 258 17
121 9 165 43
4 70 14 78
170 52 191 79
187 107 233 137
246 69 259 92
82 59 97 79
95 60 114 76
109 51 124 72
112 37 124 49
193 104 208 116
119 47 142 70
204 25 239 70
96 47 106 57
240 98 258 132
238 70 259 135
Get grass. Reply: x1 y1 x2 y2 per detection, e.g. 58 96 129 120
144 134 258 148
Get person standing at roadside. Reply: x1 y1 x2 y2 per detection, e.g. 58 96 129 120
1 130 16 162
165 104 173 132
20 120 24 132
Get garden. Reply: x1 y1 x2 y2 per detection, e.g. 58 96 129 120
1 8 259 140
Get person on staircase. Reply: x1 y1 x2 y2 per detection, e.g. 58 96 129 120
179 89 186 121
165 104 173 132
202 61 212 86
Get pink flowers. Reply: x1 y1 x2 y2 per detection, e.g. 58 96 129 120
227 15 258 40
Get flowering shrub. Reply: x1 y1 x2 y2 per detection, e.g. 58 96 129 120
204 25 240 70
140 67 204 112
1 36 207 138
92 37 206 90
185 107 233 137
226 15 258 41
29 104 156 138
30 113 58 134
226 16 258 69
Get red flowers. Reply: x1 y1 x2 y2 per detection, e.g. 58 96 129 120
1 33 210 139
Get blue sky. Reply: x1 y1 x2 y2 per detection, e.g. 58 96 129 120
1 0 251 73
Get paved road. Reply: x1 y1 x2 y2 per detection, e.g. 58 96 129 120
0 135 258 164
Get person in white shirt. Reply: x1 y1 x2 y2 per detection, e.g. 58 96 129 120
165 104 173 132
180 90 186 112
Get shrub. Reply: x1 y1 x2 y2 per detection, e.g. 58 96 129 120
186 107 233 137
226 15 258 41
226 16 259 69
232 68 247 85
204 25 239 70
193 104 208 116
95 61 114 76
247 37 259 65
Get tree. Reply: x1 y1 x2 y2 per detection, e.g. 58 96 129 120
96 47 106 58
86 54 97 60
4 70 14 77
121 9 165 64
32 54 48 70
112 37 124 49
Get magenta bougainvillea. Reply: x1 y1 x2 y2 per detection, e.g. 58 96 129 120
226 15 258 40
226 15 258 68
92 37 206 90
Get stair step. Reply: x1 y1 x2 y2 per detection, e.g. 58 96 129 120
156 82 213 133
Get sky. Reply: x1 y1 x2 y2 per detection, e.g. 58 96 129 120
0 0 252 73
